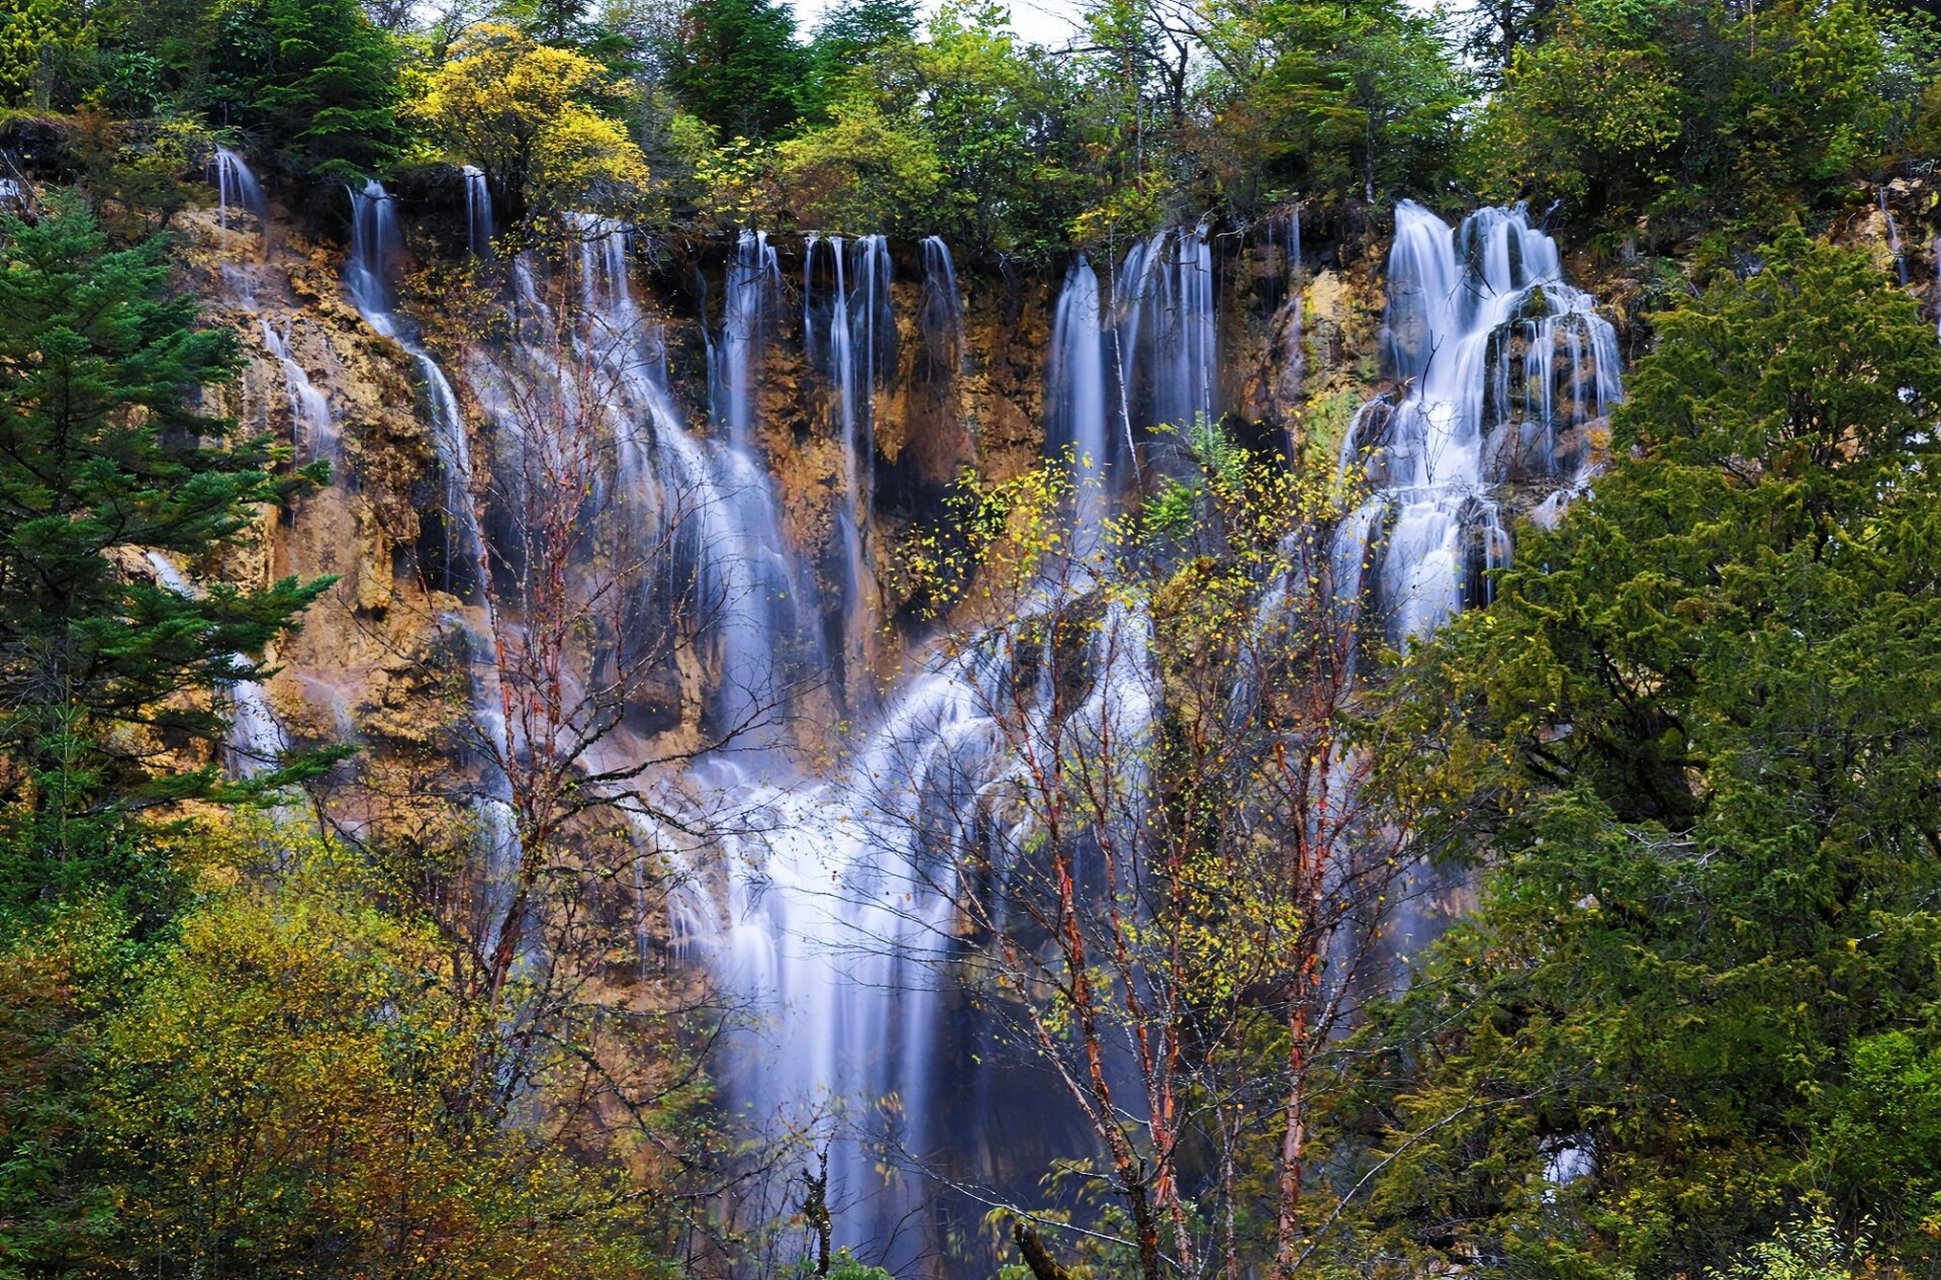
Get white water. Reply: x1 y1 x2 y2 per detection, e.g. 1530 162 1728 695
145 552 289 780
463 166 494 257
804 234 894 705
1881 187 1910 286
713 230 780 454
347 180 487 594
919 236 966 388
1116 223 1218 444
564 216 815 744
260 318 337 460
308 201 1623 1270
211 147 267 248
1336 201 1621 644
1047 256 1111 554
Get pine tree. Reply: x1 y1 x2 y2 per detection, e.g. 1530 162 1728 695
1334 233 1941 1274
0 194 332 913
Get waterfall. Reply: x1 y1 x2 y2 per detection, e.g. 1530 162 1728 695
345 180 486 594
714 229 780 453
260 318 336 460
1047 255 1112 554
344 181 521 945
560 215 816 743
1115 223 1218 442
145 552 289 780
464 165 494 257
211 146 267 246
1336 201 1622 645
1881 187 1910 286
804 234 895 703
919 235 966 386
655 243 1168 1273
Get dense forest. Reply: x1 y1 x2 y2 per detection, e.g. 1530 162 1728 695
3 0 1941 1274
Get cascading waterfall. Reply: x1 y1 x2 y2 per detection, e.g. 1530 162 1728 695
464 166 494 257
918 236 966 388
145 552 289 780
1047 256 1112 552
713 229 780 453
1115 223 1218 451
346 180 487 594
564 216 816 743
345 181 523 946
803 234 895 702
314 194 1624 1269
676 247 1159 1274
211 146 267 245
1335 201 1621 645
1881 187 1910 286
260 318 337 460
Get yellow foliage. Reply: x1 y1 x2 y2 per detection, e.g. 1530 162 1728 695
405 23 650 214
82 824 673 1277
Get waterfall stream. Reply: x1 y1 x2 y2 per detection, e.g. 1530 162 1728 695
464 165 494 257
211 146 267 247
1337 201 1621 644
311 200 1622 1274
145 552 289 780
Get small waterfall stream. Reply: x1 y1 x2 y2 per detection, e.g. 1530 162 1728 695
211 146 267 246
260 318 337 460
347 180 488 593
803 234 896 705
1336 201 1621 644
463 166 494 257
145 552 290 780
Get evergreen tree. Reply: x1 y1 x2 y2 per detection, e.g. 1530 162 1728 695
661 0 810 139
0 195 331 914
213 0 402 181
1334 234 1941 1274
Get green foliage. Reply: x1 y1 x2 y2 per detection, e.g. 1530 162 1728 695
774 97 940 233
222 0 404 181
1189 0 1471 209
659 0 810 140
1469 0 1887 234
0 825 682 1277
0 194 330 914
0 0 90 108
1335 234 1941 1275
1709 1212 1873 1280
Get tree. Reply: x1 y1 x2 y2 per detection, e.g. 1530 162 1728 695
406 23 652 223
804 0 918 117
892 432 1421 1278
774 99 941 234
1330 234 1941 1274
0 824 686 1277
0 0 89 107
249 0 403 179
660 0 810 140
1464 0 1886 234
0 195 328 914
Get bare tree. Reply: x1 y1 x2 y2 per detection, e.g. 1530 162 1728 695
863 430 1427 1278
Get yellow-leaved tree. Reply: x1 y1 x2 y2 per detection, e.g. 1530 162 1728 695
405 23 649 223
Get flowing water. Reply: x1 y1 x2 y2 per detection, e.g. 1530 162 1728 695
1336 201 1621 645
464 165 494 257
260 317 337 460
347 180 487 594
211 146 267 247
312 202 1623 1274
145 552 289 780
